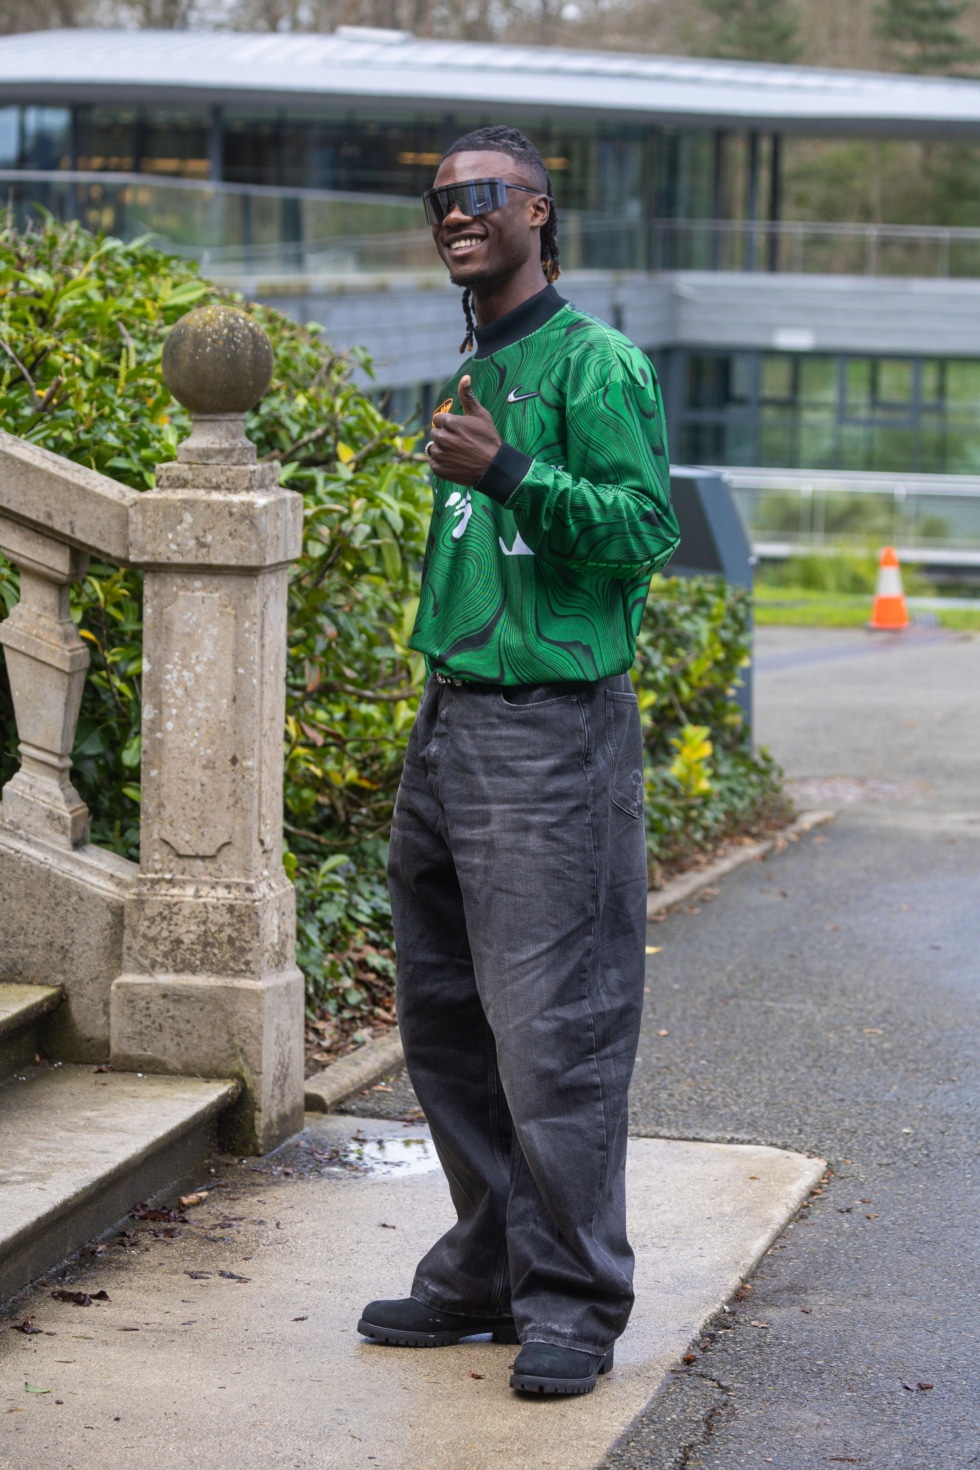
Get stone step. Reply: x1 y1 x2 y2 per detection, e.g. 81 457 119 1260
0 1063 237 1304
0 982 63 1081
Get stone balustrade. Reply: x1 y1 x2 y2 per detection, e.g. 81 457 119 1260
0 305 305 1153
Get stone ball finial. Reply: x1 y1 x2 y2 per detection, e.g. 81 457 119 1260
162 305 274 416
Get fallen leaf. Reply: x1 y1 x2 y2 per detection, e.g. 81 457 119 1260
130 1204 188 1224
12 1317 40 1335
902 1381 934 1392
92 1064 110 1074
50 1290 109 1306
184 1271 211 1280
657 1029 669 1037
292 1316 308 1322
378 1222 397 1230
469 1371 484 1379
682 1353 697 1364
179 1192 207 1208
118 1327 140 1332
24 1384 51 1394
218 1270 250 1282
800 1308 812 1314
863 1028 884 1035
866 1213 878 1219
748 1175 759 1180
748 1321 770 1329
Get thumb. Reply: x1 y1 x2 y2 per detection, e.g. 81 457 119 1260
459 375 485 416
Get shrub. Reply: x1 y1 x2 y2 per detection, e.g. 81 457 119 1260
0 216 783 1043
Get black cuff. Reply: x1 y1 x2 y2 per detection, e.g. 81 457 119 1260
476 442 534 506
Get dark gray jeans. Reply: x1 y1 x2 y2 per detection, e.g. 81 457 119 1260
387 673 647 1355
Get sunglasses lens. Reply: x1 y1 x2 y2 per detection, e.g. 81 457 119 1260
423 179 509 225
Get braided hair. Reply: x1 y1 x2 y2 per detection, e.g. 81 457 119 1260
441 125 561 353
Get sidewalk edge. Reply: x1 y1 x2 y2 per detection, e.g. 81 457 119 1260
304 1030 405 1114
646 808 836 920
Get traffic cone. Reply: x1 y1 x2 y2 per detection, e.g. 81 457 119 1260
869 546 909 630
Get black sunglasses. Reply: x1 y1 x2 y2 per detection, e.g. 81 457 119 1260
422 176 548 227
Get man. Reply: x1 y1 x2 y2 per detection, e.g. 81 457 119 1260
357 126 680 1397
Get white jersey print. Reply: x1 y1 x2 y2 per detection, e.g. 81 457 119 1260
499 529 535 557
445 489 474 540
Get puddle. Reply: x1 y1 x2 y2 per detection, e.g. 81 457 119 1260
342 1132 440 1177
248 1123 441 1180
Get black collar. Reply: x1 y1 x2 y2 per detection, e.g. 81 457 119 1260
472 284 567 360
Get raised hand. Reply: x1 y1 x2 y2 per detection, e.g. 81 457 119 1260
427 374 502 487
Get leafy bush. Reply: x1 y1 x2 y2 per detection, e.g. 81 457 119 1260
0 216 783 1048
636 575 787 877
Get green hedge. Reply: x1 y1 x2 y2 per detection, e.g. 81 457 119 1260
0 216 785 1032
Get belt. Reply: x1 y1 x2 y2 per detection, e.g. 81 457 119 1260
432 671 592 698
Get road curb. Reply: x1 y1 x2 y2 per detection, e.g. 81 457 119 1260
304 1029 405 1114
646 808 836 920
305 809 835 1112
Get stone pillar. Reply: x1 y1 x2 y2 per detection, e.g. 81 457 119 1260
110 305 305 1154
0 517 90 848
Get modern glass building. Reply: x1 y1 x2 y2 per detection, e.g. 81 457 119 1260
6 27 980 491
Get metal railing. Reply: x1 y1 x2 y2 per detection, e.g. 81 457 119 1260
651 218 980 278
7 170 980 280
719 465 980 561
0 170 646 275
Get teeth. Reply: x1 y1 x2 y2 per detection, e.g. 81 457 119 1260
449 237 482 251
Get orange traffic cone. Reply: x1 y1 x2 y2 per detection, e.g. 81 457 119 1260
869 546 909 630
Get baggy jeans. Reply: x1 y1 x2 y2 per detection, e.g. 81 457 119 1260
387 673 648 1355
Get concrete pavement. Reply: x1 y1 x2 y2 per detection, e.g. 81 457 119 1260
0 1119 820 1468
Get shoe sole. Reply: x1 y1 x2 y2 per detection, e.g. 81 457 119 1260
357 1318 520 1348
510 1348 614 1395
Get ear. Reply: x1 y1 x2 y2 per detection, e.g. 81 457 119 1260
527 193 551 230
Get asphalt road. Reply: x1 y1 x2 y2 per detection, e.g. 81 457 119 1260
608 626 980 1470
345 626 980 1468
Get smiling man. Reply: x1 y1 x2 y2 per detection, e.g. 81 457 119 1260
357 126 681 1397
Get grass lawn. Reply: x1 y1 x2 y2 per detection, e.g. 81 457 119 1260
754 586 980 631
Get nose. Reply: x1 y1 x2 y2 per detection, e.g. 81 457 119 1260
441 202 475 227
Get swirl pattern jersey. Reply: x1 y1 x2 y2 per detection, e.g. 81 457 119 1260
410 288 681 685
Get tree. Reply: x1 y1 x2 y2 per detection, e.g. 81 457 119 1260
699 0 803 64
875 0 978 72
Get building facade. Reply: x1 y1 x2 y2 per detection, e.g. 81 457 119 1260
4 27 980 483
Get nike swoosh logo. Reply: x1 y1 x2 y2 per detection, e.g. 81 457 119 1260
506 386 539 404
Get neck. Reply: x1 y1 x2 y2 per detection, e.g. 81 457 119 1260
471 258 549 327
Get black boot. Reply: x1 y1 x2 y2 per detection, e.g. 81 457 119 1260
357 1297 519 1347
510 1341 615 1395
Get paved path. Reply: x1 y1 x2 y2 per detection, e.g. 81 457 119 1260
0 1122 818 1467
608 626 980 1469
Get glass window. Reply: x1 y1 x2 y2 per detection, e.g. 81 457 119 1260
140 110 211 179
0 107 18 168
20 107 71 170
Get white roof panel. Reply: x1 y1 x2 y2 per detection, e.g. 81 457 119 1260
2 28 980 134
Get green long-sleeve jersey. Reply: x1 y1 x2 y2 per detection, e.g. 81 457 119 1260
409 285 680 685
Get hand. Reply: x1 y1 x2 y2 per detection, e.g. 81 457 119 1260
427 376 501 486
